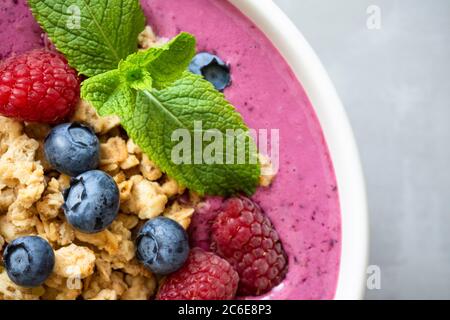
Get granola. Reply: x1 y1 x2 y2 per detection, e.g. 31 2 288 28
0 107 196 300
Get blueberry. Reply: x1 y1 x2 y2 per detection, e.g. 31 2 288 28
3 236 55 287
136 217 189 275
63 170 120 233
44 122 100 176
189 52 231 91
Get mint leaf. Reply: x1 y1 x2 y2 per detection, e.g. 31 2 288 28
119 60 153 91
80 69 131 115
83 32 196 110
82 71 260 196
123 32 196 90
28 0 145 76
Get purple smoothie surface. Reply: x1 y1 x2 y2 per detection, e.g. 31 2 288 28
0 0 341 300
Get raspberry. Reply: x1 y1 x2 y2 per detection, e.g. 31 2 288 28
156 247 239 300
0 49 80 123
211 196 288 296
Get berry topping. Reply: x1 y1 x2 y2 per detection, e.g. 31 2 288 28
44 122 100 176
211 196 288 296
157 247 239 300
189 52 231 91
3 236 55 287
63 170 120 233
136 217 189 275
0 49 80 123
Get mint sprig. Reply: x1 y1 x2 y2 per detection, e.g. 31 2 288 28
82 34 260 196
28 0 145 76
30 1 260 196
120 32 196 90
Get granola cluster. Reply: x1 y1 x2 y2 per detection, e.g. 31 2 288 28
0 109 199 300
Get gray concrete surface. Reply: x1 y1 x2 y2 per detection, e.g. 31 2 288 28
273 0 450 299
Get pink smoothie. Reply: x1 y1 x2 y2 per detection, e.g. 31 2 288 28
0 0 341 300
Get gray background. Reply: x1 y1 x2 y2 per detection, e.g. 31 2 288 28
273 0 450 299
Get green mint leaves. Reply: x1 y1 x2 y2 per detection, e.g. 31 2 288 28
30 0 260 196
119 32 196 90
28 0 145 77
81 33 260 196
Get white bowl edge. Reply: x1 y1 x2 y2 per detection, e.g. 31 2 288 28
228 0 369 300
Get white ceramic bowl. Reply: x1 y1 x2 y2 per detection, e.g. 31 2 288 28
228 0 369 300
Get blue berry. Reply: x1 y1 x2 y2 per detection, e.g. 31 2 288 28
63 170 120 233
44 122 100 176
3 236 55 287
189 52 231 91
136 217 189 275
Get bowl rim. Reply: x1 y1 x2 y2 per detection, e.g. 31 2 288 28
228 0 369 300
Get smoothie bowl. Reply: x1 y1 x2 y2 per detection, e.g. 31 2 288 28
0 0 368 300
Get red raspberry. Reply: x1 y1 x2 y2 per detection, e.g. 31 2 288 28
211 197 288 296
156 247 239 300
0 49 80 123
